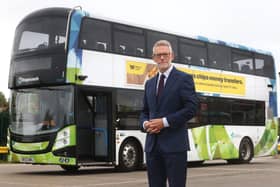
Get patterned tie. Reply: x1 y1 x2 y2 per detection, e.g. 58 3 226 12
157 74 165 98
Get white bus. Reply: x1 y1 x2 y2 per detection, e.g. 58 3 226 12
8 7 278 171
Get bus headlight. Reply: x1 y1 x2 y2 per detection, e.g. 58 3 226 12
53 127 71 150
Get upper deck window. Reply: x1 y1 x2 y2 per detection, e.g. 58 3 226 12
232 50 254 75
179 38 207 66
208 44 231 70
13 16 67 53
113 24 145 57
80 18 112 52
255 54 275 79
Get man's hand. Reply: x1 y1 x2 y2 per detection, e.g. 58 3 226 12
144 118 164 134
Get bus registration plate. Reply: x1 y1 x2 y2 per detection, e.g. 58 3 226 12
20 157 34 163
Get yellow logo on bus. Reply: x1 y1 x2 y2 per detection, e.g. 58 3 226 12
126 61 158 85
126 61 147 75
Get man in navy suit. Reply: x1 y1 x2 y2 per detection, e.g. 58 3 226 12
140 40 197 187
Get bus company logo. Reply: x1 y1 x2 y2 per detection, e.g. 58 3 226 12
17 76 40 85
129 64 141 71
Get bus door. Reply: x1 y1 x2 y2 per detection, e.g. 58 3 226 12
77 90 113 163
92 93 112 161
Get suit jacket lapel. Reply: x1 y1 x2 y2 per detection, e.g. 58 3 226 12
149 75 158 107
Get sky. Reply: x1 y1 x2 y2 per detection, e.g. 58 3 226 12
1 0 280 99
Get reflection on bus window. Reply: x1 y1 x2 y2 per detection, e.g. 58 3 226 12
255 54 275 79
14 17 67 53
189 96 265 126
208 44 231 70
80 18 111 51
116 89 143 129
41 109 56 130
179 38 207 66
232 51 254 74
10 86 74 135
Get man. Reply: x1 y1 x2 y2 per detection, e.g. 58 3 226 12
140 40 198 187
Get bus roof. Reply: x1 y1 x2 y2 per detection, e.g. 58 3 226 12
195 35 272 56
17 7 70 28
19 7 272 56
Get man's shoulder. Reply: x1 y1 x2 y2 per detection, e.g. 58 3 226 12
146 74 157 84
172 67 193 79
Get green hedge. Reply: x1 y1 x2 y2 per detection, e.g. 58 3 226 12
0 111 9 161
0 111 9 146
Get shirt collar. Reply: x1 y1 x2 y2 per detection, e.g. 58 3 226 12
159 64 173 79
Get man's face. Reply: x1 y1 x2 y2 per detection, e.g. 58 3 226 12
152 45 174 73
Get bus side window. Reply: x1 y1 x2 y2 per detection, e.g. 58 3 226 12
241 64 250 73
208 44 231 70
232 50 254 74
96 42 107 51
231 62 239 72
208 97 231 124
116 90 143 130
183 56 192 64
179 38 207 66
79 18 111 51
113 24 145 57
255 54 275 79
188 96 208 128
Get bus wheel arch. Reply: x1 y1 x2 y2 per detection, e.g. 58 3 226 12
238 136 254 163
117 137 143 171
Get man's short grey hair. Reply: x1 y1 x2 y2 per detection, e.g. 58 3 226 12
152 40 173 54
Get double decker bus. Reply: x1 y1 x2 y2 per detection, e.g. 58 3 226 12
8 7 278 171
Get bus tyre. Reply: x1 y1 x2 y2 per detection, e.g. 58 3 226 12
60 165 80 172
238 137 254 163
227 138 254 164
118 140 140 171
188 160 204 167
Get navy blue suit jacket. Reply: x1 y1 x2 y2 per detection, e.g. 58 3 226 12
140 67 198 153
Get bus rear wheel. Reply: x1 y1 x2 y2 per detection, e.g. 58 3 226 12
239 137 254 163
118 140 140 171
227 137 253 164
60 165 80 172
188 160 204 167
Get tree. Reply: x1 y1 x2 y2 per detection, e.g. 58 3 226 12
0 92 8 111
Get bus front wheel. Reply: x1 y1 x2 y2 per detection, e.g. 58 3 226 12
60 165 80 172
118 140 140 171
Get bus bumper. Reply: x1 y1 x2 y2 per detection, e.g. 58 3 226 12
8 151 76 165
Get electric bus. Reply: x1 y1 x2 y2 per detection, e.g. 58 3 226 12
8 7 278 171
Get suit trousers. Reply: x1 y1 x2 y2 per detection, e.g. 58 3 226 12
146 140 188 187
